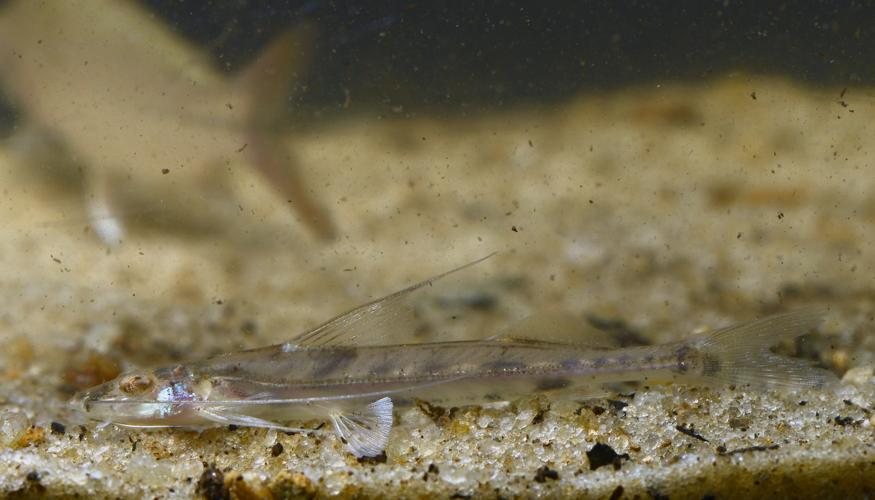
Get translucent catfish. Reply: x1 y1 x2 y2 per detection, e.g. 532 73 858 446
73 256 836 457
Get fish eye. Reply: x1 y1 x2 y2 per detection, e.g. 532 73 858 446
120 374 154 394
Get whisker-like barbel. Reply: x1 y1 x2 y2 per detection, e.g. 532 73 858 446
73 256 836 457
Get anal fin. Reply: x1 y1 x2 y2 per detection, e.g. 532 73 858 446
198 408 314 434
329 397 394 458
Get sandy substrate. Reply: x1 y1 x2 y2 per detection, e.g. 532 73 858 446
0 75 873 498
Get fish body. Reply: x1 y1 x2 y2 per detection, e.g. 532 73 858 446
75 257 835 457
0 0 335 242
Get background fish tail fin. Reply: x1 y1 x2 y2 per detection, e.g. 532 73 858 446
246 136 337 240
236 25 336 240
236 24 317 126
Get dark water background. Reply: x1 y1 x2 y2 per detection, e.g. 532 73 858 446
1 1 872 130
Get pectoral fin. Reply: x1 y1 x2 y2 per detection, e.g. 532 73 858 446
328 397 394 458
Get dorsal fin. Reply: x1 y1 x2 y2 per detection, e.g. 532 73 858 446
285 253 497 349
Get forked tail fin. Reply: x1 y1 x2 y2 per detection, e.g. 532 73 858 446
236 26 337 240
694 308 837 389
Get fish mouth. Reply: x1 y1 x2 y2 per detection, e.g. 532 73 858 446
69 381 191 425
69 390 99 414
67 391 116 419
70 381 119 413
67 393 88 412
68 391 149 423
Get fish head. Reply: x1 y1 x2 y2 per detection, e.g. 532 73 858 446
72 364 209 426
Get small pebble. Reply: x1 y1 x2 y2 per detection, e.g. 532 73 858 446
533 465 559 483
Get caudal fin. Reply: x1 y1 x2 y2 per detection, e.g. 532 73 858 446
695 308 837 389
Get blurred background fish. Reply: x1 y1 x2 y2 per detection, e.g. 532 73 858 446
0 0 336 244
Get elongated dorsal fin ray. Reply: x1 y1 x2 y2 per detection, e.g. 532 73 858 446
285 253 496 349
329 397 394 458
